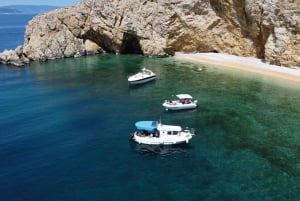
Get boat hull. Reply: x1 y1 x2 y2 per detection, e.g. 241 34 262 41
128 75 156 85
131 132 193 145
162 102 197 111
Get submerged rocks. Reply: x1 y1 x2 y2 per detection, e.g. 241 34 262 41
0 0 299 67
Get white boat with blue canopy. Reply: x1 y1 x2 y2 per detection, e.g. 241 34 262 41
131 121 195 145
163 94 197 111
128 68 156 85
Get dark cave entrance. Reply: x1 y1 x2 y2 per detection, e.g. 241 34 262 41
82 29 143 55
120 30 143 54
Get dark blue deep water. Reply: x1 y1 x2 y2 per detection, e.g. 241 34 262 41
0 14 35 51
1 15 300 201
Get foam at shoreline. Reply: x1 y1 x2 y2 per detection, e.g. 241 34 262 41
174 52 300 86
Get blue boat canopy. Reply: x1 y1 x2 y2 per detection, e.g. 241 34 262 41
135 121 158 132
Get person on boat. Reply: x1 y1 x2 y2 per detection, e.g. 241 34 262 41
184 99 190 104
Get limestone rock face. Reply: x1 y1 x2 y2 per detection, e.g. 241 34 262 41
0 46 29 66
22 8 88 61
0 0 299 67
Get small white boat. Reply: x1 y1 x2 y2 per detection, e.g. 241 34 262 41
162 94 197 111
131 121 195 145
128 68 156 85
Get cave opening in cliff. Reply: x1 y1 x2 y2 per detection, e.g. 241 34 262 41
120 30 143 54
83 29 119 54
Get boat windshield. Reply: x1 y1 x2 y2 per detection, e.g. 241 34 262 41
142 69 151 75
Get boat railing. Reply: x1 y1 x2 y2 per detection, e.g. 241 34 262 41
165 100 177 105
184 127 195 135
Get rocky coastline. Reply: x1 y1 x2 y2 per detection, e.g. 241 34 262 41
0 0 299 67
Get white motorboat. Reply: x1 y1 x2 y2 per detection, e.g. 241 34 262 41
128 68 156 85
162 94 197 111
131 121 195 145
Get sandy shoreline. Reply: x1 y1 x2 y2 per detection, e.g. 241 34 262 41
174 52 300 86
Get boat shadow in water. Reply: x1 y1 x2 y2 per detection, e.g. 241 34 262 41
129 141 193 157
128 80 156 90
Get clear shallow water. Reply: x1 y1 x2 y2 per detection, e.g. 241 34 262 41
1 14 300 201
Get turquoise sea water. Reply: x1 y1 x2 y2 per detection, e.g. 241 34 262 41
1 15 300 201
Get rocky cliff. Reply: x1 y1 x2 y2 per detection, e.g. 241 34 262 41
0 0 299 67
